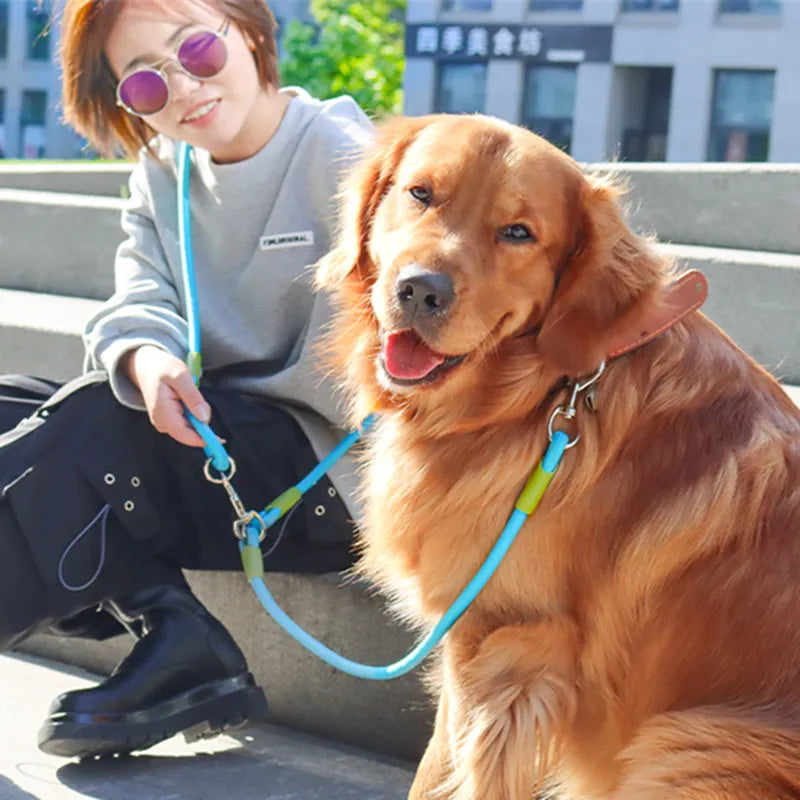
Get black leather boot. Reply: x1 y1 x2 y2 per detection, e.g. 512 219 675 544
37 584 268 759
47 604 137 641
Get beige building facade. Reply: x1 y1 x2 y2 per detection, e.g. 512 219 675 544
403 0 800 162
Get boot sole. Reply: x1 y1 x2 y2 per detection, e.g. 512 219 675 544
38 673 268 759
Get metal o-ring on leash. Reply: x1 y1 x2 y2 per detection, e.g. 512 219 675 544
548 405 581 449
203 456 236 485
233 512 268 543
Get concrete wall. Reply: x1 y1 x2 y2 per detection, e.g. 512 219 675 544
585 162 800 254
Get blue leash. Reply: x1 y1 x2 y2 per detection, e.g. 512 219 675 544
242 433 569 680
176 141 578 680
176 142 231 474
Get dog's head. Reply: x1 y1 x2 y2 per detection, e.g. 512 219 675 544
319 115 665 433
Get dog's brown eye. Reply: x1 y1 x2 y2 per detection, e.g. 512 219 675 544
409 185 432 205
499 224 536 243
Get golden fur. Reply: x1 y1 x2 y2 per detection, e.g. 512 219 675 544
317 114 800 799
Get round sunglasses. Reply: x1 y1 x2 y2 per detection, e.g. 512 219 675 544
116 18 230 117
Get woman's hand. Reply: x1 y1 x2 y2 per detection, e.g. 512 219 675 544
122 345 211 447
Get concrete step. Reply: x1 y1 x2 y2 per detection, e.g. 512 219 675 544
0 189 122 300
0 652 415 799
4 284 794 412
0 162 133 197
658 243 800 383
2 225 799 384
588 163 800 254
3 163 800 254
2 182 799 363
0 289 100 379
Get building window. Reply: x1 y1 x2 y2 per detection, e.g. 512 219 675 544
618 67 672 161
442 0 492 9
523 65 576 153
621 0 679 10
708 70 774 161
719 0 780 11
20 89 47 158
436 63 487 114
0 1 9 59
27 0 51 61
530 0 583 10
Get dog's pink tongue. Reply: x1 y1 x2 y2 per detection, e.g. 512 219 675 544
384 331 445 380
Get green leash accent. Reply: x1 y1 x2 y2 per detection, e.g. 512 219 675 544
241 544 265 581
265 486 303 520
515 463 558 514
187 351 203 382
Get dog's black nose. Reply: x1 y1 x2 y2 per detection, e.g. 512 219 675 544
396 266 455 318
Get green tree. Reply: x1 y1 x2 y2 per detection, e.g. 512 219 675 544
279 0 406 118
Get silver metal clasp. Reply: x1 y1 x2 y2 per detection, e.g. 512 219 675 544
547 361 606 449
233 511 268 542
203 457 267 542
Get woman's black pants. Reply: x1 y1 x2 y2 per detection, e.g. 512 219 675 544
0 372 356 650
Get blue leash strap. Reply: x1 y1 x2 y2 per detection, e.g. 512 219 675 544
239 431 570 680
248 413 378 534
178 141 229 473
177 141 201 366
175 137 578 681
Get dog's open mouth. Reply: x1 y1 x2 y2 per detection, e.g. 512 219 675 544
380 330 466 386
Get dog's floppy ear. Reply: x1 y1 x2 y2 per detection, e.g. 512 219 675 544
536 175 664 378
316 116 434 289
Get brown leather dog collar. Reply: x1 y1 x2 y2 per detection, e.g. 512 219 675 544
516 270 708 357
606 270 708 360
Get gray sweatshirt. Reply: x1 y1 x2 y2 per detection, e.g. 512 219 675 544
83 88 373 520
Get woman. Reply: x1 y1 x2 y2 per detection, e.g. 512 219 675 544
0 0 372 758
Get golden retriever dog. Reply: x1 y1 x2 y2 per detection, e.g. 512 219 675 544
317 114 800 799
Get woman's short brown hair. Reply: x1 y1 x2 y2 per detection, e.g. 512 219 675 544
60 0 280 159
